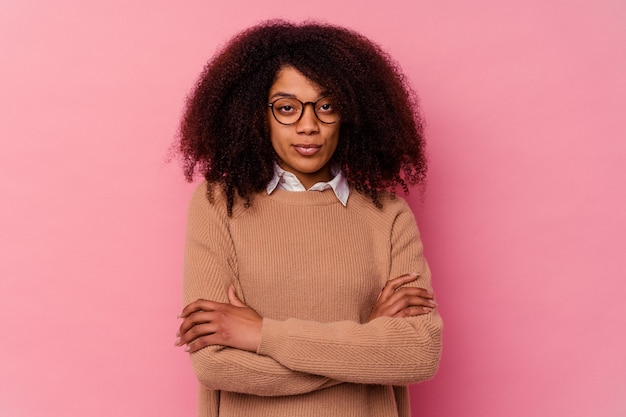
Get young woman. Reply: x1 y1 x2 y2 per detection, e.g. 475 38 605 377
174 21 442 417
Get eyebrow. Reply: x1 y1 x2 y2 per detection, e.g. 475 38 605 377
269 92 296 101
268 91 328 101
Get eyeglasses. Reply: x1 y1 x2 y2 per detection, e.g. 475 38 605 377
268 97 340 125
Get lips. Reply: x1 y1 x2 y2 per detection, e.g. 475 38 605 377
293 143 321 156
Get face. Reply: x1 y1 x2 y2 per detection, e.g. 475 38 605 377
268 66 340 189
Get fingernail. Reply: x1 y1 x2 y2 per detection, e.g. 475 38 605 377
184 345 190 352
174 337 181 346
176 330 180 337
409 272 419 277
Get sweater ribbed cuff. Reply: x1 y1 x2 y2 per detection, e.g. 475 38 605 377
257 317 287 357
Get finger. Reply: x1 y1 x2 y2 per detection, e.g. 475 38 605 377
177 310 219 340
390 272 420 288
394 305 433 318
227 285 247 308
384 288 437 307
178 299 218 318
380 272 420 300
179 322 218 346
387 286 434 299
375 291 437 317
412 287 435 299
372 296 408 317
398 294 437 308
376 289 426 312
184 333 219 353
371 276 420 318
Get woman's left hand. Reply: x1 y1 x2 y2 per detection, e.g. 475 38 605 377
176 286 263 353
368 273 437 321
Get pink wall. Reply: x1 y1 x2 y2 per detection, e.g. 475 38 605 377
1 1 624 416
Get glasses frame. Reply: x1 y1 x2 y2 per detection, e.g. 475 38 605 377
267 96 340 126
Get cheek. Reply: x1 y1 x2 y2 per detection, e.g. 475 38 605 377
327 126 341 153
267 119 283 153
269 132 293 163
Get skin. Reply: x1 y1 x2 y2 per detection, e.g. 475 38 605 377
175 67 437 353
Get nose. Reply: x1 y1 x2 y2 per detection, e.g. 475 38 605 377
295 103 320 134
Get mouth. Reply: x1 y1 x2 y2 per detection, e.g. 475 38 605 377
293 143 321 156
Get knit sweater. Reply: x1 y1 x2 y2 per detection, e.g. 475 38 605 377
183 181 443 417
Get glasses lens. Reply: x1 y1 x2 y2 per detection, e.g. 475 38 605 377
314 97 339 124
272 98 302 125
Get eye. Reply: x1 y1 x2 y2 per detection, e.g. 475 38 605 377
316 99 336 114
278 104 295 113
273 98 301 115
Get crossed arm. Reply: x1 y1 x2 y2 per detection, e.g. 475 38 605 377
176 272 437 354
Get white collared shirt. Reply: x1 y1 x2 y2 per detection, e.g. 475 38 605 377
266 164 350 206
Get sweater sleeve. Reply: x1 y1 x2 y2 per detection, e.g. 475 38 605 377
256 201 443 385
183 183 341 396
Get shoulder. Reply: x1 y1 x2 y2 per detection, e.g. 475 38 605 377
188 181 250 219
349 190 413 218
189 181 220 212
348 190 416 233
189 181 210 206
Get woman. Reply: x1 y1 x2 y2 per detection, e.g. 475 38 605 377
174 20 442 417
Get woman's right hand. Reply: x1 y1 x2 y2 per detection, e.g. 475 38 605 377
368 272 437 321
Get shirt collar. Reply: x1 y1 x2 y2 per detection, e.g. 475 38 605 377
266 163 350 206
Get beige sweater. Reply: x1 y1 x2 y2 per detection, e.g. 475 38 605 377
183 182 442 417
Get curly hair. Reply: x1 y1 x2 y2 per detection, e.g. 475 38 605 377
176 20 427 215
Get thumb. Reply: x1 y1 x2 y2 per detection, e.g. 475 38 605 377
227 285 246 307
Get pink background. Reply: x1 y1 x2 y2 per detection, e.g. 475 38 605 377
1 1 624 416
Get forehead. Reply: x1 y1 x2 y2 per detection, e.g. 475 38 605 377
269 66 325 99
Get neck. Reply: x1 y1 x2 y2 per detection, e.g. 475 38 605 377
279 164 332 189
